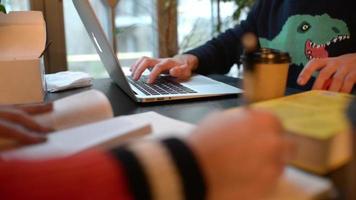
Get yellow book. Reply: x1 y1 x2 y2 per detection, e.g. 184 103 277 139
234 90 354 174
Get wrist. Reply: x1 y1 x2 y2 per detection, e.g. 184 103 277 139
111 140 181 200
161 138 207 200
111 138 207 200
179 54 199 72
187 134 242 200
130 141 184 200
186 135 217 200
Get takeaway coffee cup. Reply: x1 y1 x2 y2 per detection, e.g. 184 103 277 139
241 48 291 103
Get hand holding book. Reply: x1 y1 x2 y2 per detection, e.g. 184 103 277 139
0 90 114 150
0 103 53 146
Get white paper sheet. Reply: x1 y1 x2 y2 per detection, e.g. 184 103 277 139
120 111 196 138
269 167 333 200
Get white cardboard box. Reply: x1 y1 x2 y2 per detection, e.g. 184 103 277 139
0 11 46 104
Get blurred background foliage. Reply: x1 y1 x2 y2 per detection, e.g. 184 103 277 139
0 0 7 13
219 0 254 21
214 0 254 33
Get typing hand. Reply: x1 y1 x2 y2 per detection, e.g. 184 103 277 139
0 103 53 145
130 54 198 84
298 53 356 93
187 109 291 200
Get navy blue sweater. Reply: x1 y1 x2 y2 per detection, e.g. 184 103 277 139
186 0 356 90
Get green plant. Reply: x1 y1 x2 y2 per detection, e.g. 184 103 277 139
213 0 254 33
220 0 255 21
0 0 6 14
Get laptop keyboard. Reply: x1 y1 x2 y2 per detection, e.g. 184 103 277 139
128 76 197 96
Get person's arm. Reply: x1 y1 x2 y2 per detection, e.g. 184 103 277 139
0 138 203 200
0 150 133 200
0 108 289 200
184 4 260 75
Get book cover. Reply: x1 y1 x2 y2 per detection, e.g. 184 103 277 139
253 90 354 174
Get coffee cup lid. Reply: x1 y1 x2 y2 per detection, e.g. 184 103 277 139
241 48 291 64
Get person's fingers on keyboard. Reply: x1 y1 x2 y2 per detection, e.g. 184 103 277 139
147 59 176 83
131 56 151 74
131 57 156 79
169 64 192 80
133 57 160 80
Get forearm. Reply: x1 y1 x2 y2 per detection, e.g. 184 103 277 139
0 138 207 200
112 138 207 200
184 4 259 75
185 27 245 75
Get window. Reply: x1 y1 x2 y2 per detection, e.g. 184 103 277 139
64 0 156 78
178 0 240 77
178 0 214 53
45 0 245 77
115 0 156 69
178 0 237 53
2 0 29 11
64 0 110 78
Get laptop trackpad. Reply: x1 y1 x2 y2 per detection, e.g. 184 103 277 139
180 75 222 86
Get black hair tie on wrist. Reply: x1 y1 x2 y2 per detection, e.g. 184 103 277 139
162 138 207 200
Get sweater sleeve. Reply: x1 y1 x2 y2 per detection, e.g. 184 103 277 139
110 138 206 200
0 150 133 200
0 138 205 200
185 0 262 75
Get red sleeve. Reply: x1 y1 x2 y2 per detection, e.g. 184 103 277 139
0 150 134 200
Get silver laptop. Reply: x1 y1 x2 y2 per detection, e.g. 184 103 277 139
73 0 242 102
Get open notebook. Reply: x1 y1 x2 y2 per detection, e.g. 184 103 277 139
0 90 151 152
0 114 151 160
0 90 109 149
